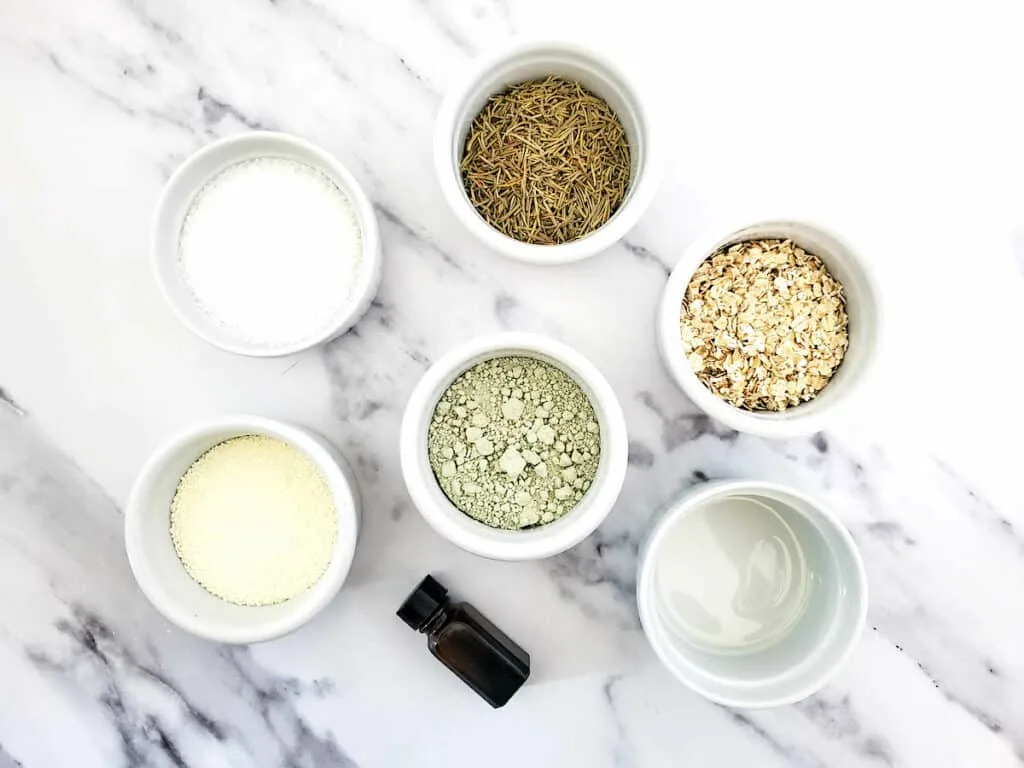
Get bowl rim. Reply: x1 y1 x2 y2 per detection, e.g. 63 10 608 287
400 332 628 560
124 414 359 643
636 478 868 708
433 38 660 265
657 216 882 438
151 130 383 358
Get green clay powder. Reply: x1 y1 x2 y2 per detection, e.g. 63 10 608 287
428 356 601 530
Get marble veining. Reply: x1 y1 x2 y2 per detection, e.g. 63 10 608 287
2 0 1024 765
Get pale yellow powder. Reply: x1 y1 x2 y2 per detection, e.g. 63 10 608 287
170 435 337 606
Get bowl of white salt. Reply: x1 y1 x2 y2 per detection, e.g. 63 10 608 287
152 131 382 357
125 415 361 643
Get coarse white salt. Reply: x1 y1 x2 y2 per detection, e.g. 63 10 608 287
178 156 363 348
170 435 338 606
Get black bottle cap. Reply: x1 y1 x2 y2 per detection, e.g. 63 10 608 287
397 575 449 631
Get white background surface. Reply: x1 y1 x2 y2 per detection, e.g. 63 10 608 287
1 0 1023 766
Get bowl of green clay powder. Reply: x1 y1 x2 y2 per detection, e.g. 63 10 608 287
401 333 628 560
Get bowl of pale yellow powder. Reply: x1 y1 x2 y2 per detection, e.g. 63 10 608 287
125 415 360 643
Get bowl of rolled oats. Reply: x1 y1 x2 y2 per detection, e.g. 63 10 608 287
657 219 880 438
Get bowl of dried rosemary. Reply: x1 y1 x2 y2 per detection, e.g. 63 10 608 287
434 39 659 264
657 218 882 438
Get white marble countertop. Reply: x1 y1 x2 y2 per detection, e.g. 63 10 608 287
2 1 1024 766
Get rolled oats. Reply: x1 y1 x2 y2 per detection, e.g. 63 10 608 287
679 239 849 411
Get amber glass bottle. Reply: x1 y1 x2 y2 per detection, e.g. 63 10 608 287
397 575 530 708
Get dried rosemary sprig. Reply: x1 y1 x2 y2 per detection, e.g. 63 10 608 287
460 76 631 246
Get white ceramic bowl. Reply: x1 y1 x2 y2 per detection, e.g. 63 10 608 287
400 333 628 560
125 415 361 644
434 39 659 264
637 480 867 708
152 131 382 357
657 218 881 438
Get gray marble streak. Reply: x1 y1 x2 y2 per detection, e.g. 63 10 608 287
601 675 632 768
0 404 356 768
636 390 740 450
26 606 227 768
0 389 22 416
544 529 641 631
0 745 23 768
620 240 672 276
933 458 1024 555
372 203 464 272
727 709 822 768
218 650 358 768
793 694 894 766
575 385 1024 762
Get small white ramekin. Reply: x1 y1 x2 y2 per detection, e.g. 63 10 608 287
125 415 361 644
658 218 882 438
434 39 659 264
152 131 382 357
637 480 868 708
400 333 628 560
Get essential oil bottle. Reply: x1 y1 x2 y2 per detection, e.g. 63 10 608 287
397 575 530 708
